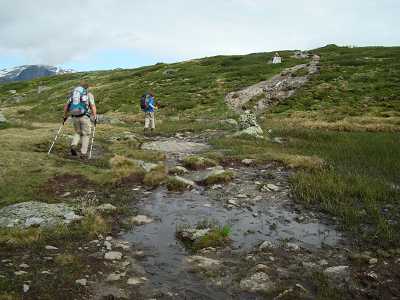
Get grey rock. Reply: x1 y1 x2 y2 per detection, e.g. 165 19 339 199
234 126 264 139
241 159 255 165
25 217 45 227
286 242 300 251
9 90 17 94
240 272 275 293
14 271 28 276
23 284 30 293
106 273 122 282
259 240 275 251
75 278 87 286
104 241 112 251
266 183 280 191
96 203 117 212
185 255 221 272
104 251 123 260
127 277 147 285
0 201 82 229
129 215 154 225
45 245 58 250
142 140 209 153
178 228 210 242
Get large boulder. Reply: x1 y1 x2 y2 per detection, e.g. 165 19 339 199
0 201 82 228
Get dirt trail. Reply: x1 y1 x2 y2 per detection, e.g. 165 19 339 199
225 55 320 114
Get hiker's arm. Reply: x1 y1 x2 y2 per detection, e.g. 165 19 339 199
63 102 69 118
90 103 97 119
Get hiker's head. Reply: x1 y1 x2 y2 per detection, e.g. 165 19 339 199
80 80 89 89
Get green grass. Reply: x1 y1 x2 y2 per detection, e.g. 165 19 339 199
183 155 218 170
273 128 400 246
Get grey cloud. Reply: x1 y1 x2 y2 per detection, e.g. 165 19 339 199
0 0 399 65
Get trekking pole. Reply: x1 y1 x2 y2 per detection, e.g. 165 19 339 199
89 119 97 160
48 117 67 155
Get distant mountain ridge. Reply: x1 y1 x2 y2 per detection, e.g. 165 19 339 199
0 65 74 83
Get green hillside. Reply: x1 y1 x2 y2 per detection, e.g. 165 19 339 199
1 46 400 299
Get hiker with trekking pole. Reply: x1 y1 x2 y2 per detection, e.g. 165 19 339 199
49 80 97 159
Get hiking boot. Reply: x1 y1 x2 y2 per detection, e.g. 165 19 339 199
70 147 78 156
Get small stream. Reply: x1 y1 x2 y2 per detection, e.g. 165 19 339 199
121 162 342 298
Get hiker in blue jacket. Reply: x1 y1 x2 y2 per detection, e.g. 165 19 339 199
143 92 156 134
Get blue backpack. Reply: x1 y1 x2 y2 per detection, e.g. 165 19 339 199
69 86 89 116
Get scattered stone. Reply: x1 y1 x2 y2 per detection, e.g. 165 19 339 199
96 203 117 213
23 284 30 293
104 251 123 260
227 199 240 207
75 278 87 286
240 272 275 293
14 271 28 276
241 159 255 166
127 277 146 285
259 240 275 251
319 259 329 266
9 90 17 94
266 184 280 191
37 86 50 94
369 258 378 265
367 271 378 280
106 273 122 282
104 241 112 251
19 263 29 269
129 215 154 225
286 242 300 251
185 256 221 272
178 228 210 242
45 245 58 250
106 236 112 241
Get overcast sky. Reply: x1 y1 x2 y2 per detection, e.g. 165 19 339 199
0 0 399 71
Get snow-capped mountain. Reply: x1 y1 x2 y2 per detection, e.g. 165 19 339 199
0 65 74 83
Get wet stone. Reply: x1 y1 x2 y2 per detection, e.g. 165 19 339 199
240 272 275 293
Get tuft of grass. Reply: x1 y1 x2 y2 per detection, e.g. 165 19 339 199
166 176 194 192
109 155 146 181
176 220 231 251
0 228 42 247
204 170 235 185
183 155 218 170
143 164 167 188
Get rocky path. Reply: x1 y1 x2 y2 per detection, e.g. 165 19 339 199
225 55 320 114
